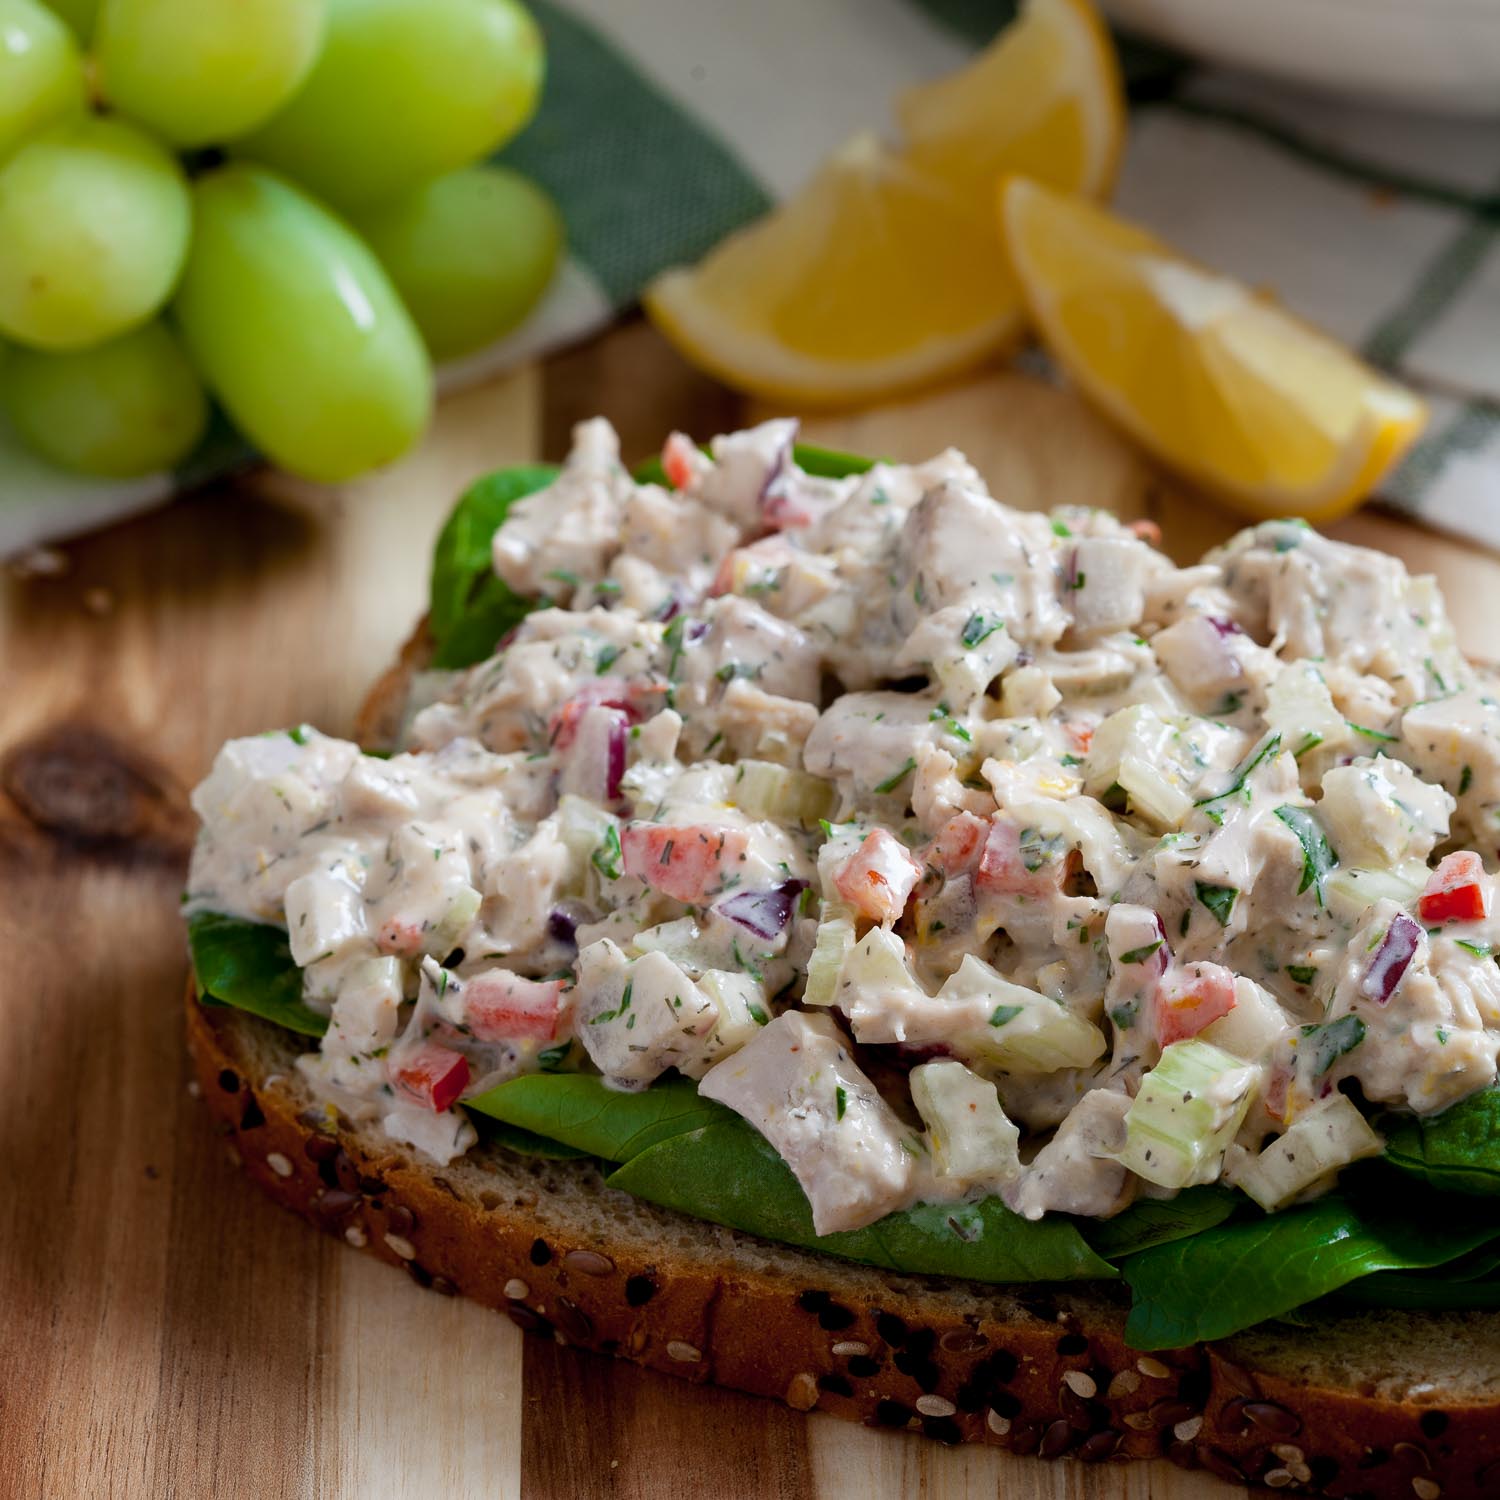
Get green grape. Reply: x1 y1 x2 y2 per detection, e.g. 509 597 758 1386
38 0 96 41
349 165 561 361
239 0 544 207
0 115 190 350
0 0 85 162
96 0 326 147
174 164 431 483
1 320 207 476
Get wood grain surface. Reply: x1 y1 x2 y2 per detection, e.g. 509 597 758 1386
1 322 1491 1500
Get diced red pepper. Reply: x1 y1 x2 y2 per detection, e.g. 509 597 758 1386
1419 851 1490 924
1155 961 1237 1046
975 818 1071 898
662 432 699 491
391 1042 470 1112
834 828 923 925
924 812 989 877
462 970 566 1042
621 822 751 903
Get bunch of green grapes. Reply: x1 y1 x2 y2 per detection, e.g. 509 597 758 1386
0 0 560 481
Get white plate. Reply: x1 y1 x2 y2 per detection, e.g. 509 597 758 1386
1104 0 1500 116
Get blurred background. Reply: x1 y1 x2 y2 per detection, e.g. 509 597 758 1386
2 0 1498 560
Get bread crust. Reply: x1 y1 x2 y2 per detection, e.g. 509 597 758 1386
183 623 1500 1498
189 993 1500 1498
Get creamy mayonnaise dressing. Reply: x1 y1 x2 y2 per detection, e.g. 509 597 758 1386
187 418 1500 1232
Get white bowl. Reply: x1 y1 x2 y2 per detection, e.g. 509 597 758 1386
1103 0 1500 116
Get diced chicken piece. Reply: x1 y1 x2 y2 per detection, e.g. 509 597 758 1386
574 941 719 1086
1064 536 1149 637
486 820 572 958
284 870 368 968
620 822 751 904
610 484 741 612
1150 614 1258 709
699 1011 915 1234
911 747 992 834
367 822 480 959
722 534 841 620
676 595 822 705
893 602 1019 707
492 418 631 595
1402 685 1500 840
804 690 944 805
1007 1090 1133 1220
1000 664 1062 719
1319 756 1453 866
338 756 424 820
833 829 922 925
896 481 1070 649
695 418 799 530
702 678 820 766
1323 899 1500 1113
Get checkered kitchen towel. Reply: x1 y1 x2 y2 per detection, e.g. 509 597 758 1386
6 0 1500 553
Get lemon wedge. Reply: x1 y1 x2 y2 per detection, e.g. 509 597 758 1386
645 0 1123 408
1000 176 1426 521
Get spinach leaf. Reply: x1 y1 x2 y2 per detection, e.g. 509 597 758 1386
1383 1088 1500 1196
462 1072 728 1161
1336 1244 1500 1309
1274 804 1338 906
607 1118 1117 1283
428 464 557 669
632 442 875 487
1080 1186 1241 1260
187 911 328 1037
1122 1189 1500 1348
469 1112 591 1160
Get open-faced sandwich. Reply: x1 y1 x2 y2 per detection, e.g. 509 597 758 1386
185 419 1500 1496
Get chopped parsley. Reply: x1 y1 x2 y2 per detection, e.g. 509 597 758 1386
1299 1014 1365 1077
1274 804 1338 907
835 1085 848 1119
1119 939 1164 965
1460 764 1474 795
1346 720 1396 744
1194 881 1239 927
1194 731 1282 807
1286 964 1318 985
989 1004 1023 1027
961 610 1003 648
595 643 622 675
874 758 917 796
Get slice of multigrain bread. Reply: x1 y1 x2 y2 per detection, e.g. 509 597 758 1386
183 626 1500 1500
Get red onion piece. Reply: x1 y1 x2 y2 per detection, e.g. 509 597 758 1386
1359 910 1422 1003
547 907 579 947
1206 615 1245 639
604 711 627 801
712 879 808 940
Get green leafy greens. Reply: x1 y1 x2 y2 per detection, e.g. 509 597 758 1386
428 464 557 669
1383 1088 1500 1196
187 911 328 1037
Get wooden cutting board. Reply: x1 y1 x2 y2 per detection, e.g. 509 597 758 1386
2 321 1492 1500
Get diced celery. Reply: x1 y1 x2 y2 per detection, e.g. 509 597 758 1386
1201 976 1289 1061
631 917 713 972
910 1060 1021 1186
837 924 923 1002
433 884 482 949
804 911 855 1007
1265 662 1348 760
557 793 619 865
732 759 836 828
1325 862 1426 924
1084 705 1193 828
1116 1039 1259 1189
698 968 770 1052
1223 1094 1383 1211
943 954 1107 1073
1118 755 1192 828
